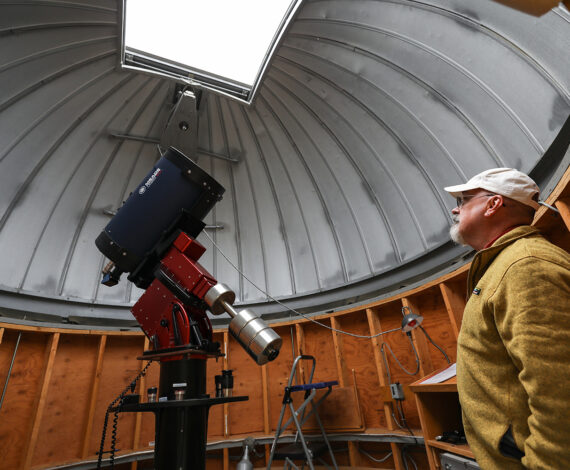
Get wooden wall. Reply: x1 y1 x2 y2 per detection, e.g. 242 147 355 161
1 167 569 470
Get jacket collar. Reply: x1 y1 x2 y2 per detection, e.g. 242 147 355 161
467 225 540 295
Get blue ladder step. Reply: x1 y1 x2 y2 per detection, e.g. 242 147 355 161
288 380 338 392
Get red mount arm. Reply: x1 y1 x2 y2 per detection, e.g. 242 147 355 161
131 232 218 354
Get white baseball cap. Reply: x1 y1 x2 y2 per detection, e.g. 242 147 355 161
444 168 540 210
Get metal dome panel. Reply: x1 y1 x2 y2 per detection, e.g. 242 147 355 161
0 0 568 324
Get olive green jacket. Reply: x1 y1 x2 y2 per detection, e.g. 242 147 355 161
457 226 570 469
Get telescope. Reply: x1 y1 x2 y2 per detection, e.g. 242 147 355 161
95 147 282 469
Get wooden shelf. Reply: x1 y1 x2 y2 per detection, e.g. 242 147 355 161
426 440 474 459
409 381 457 393
409 364 457 392
410 365 476 470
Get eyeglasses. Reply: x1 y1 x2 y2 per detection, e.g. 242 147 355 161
455 194 497 208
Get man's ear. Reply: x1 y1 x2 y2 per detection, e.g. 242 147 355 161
484 195 504 217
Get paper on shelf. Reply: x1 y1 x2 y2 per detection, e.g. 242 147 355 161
421 363 456 384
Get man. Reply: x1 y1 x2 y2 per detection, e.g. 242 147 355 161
444 167 570 469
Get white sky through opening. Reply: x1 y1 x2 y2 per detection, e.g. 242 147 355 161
125 0 295 87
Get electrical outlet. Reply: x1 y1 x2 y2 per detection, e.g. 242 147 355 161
390 383 405 400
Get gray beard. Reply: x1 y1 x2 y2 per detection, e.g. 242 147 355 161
449 221 467 246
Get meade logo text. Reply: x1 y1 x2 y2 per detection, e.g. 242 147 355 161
139 168 162 195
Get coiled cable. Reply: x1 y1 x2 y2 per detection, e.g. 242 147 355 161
96 361 152 469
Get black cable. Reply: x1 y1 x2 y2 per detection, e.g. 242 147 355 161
110 410 119 468
419 325 451 363
396 400 420 447
380 333 420 377
401 445 419 470
97 361 152 469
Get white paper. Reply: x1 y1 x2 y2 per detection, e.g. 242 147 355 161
421 363 456 384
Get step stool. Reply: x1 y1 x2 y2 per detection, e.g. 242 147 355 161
267 355 339 470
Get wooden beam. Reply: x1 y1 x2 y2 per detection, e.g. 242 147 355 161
261 364 271 464
330 317 349 387
130 337 150 470
402 298 433 377
295 323 306 384
329 317 359 467
439 282 466 340
366 308 406 470
0 321 142 336
555 197 570 231
534 166 570 226
223 331 229 438
81 335 107 458
223 447 229 470
22 332 60 469
223 331 229 470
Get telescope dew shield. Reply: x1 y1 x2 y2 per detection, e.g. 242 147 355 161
95 147 224 275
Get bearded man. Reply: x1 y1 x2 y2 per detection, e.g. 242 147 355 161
444 168 570 469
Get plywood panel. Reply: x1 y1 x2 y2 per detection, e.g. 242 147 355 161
0 332 48 470
300 320 338 382
33 334 101 466
85 335 146 458
266 325 295 432
407 288 457 368
207 331 226 438
131 338 159 453
333 313 384 429
373 302 422 430
227 334 264 435
137 363 160 450
291 385 363 431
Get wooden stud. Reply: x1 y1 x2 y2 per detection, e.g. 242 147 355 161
295 323 306 355
0 321 143 336
130 337 150 470
402 298 433 377
329 317 359 467
261 364 270 429
223 447 229 470
330 317 348 387
81 335 107 459
439 282 466 340
295 323 306 383
22 332 60 469
261 364 271 463
534 166 570 226
366 308 406 470
223 331 229 438
555 197 570 231
222 330 230 470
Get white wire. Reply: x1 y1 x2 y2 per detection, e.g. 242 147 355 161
358 447 393 463
538 200 560 213
201 230 403 339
